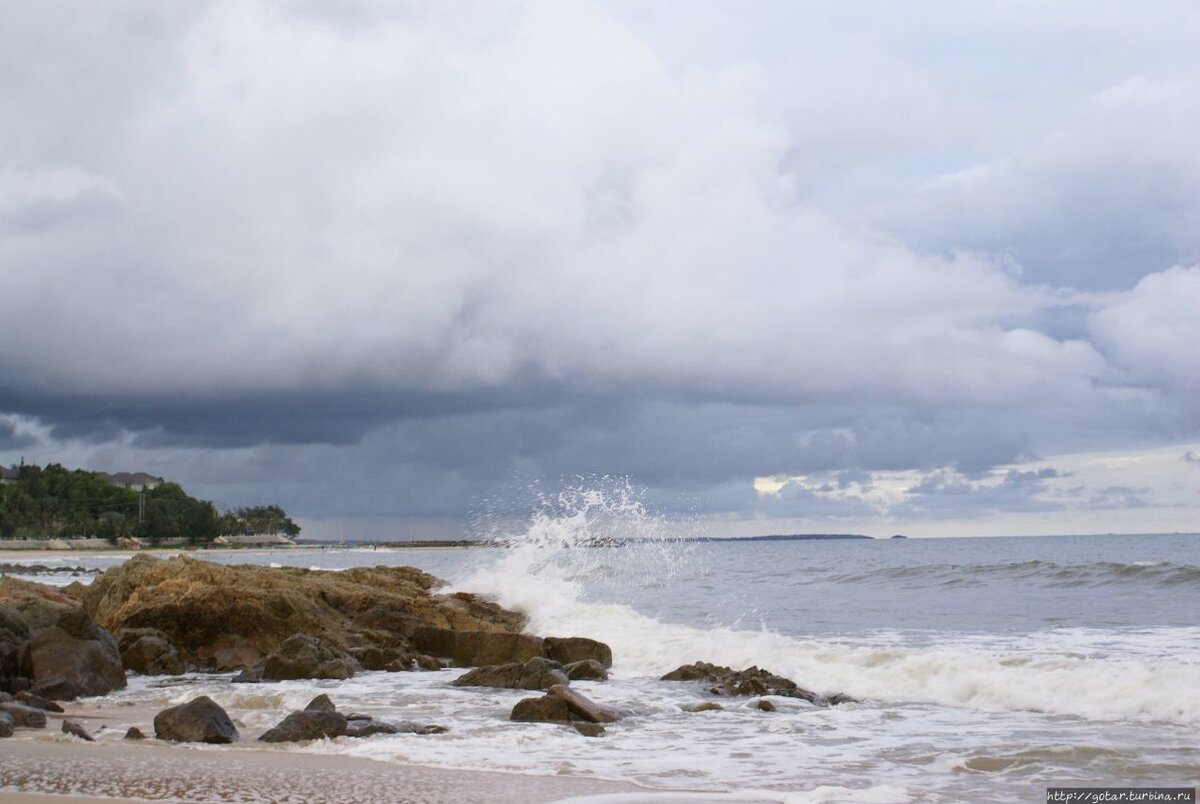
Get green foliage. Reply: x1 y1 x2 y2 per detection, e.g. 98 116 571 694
0 464 296 545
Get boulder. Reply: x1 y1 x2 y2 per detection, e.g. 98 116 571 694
0 709 13 738
154 696 238 744
564 659 608 681
78 555 525 671
452 657 568 691
661 662 852 705
117 628 186 676
543 637 612 669
124 726 146 740
548 684 621 723
15 691 63 712
305 693 336 712
260 634 359 681
259 710 348 743
413 628 543 667
0 701 47 728
62 719 94 741
344 717 398 738
753 699 776 712
511 694 573 723
0 578 126 700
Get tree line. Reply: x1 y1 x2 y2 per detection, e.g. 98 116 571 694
0 463 300 545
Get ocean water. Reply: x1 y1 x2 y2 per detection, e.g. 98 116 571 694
6 506 1199 802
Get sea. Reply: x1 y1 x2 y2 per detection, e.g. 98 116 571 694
6 496 1199 803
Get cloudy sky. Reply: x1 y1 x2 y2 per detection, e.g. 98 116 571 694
2 1 1199 539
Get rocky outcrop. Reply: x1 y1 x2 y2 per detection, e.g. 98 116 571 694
511 684 622 725
452 657 568 691
661 662 853 705
154 696 239 744
259 710 348 742
412 628 544 667
0 578 126 700
544 637 612 669
116 628 186 676
76 555 526 672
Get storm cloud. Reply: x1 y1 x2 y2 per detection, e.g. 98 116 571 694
2 1 1198 536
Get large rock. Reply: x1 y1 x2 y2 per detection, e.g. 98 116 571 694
452 657 568 691
564 659 608 681
154 695 238 744
259 710 348 743
117 628 186 676
62 719 94 741
661 662 852 705
0 578 126 700
16 690 63 712
510 685 621 725
544 637 612 669
0 701 47 728
77 555 527 671
261 634 358 681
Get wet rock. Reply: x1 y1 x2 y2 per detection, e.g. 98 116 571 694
548 684 621 723
260 634 359 681
117 628 186 676
78 555 525 672
259 710 348 743
0 701 47 728
0 709 13 737
344 717 397 738
452 657 568 691
413 627 543 667
753 699 776 712
661 662 850 705
16 690 63 712
231 666 263 684
543 637 612 669
305 693 336 712
61 719 94 741
827 693 856 706
511 694 573 723
0 578 125 700
154 695 238 744
564 659 608 681
572 722 605 737
680 702 723 713
124 726 146 740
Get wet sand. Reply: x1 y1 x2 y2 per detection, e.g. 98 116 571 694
0 737 647 803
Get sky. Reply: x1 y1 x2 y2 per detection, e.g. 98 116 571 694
2 1 1199 540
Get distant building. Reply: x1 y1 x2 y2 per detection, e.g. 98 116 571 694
0 466 17 485
99 471 164 492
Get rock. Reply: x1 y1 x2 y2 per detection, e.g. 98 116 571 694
305 693 336 712
0 701 47 728
62 719 94 741
827 693 856 706
0 578 126 700
16 690 64 712
259 710 348 743
680 702 723 713
543 637 612 669
78 555 525 672
261 634 359 681
117 628 186 676
547 685 621 723
511 695 573 723
124 726 146 740
413 627 544 667
231 666 263 683
564 659 608 681
753 699 776 712
154 696 238 744
452 657 568 691
0 709 13 738
573 722 605 737
344 717 398 738
661 662 848 705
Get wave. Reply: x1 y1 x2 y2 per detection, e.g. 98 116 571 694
453 481 1200 727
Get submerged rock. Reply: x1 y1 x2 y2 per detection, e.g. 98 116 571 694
259 710 348 743
680 702 723 713
572 722 605 737
61 719 94 741
0 709 13 737
452 657 568 691
154 695 238 744
124 726 146 740
563 659 608 681
661 661 852 705
0 577 126 700
511 684 622 725
0 701 48 728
